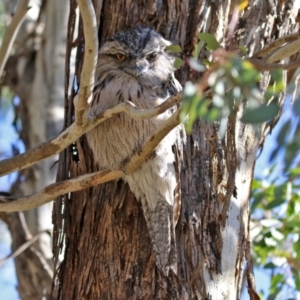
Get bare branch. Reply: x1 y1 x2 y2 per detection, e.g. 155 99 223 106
266 38 300 63
0 170 123 211
249 32 300 71
248 57 300 71
90 93 182 122
0 230 50 267
74 0 98 126
0 0 97 176
0 93 182 177
0 0 30 77
253 32 300 59
0 109 181 212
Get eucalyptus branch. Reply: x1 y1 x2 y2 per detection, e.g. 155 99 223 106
0 93 182 177
90 93 182 122
266 38 300 63
0 0 30 77
74 0 98 126
0 109 181 212
248 57 300 71
249 32 300 71
253 32 300 59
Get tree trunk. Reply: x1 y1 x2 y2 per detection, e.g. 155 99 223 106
53 0 299 299
1 1 68 299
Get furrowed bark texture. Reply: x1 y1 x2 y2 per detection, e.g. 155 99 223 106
53 1 299 299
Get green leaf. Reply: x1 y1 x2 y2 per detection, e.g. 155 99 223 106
241 103 280 124
264 262 276 269
182 82 203 132
265 197 286 209
292 269 300 291
277 120 290 145
205 108 220 121
238 64 260 83
193 41 204 58
270 274 284 288
288 167 300 177
165 44 182 53
196 98 210 118
239 45 247 54
201 58 211 68
270 69 283 83
284 141 300 169
174 57 184 69
294 238 300 259
251 193 264 211
198 33 219 50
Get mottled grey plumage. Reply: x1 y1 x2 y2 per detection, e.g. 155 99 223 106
86 27 184 275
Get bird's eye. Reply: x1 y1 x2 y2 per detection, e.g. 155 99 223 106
147 52 157 60
115 54 127 61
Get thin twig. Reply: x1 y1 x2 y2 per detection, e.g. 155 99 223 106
74 0 98 126
0 109 181 212
0 0 30 77
0 230 50 267
0 93 182 177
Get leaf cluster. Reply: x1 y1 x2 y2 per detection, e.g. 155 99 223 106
251 165 300 299
168 33 284 135
169 32 300 298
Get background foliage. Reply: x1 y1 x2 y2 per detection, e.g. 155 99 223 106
172 33 300 299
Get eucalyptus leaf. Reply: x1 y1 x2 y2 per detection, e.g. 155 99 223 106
241 103 280 124
174 57 184 69
198 33 219 50
264 262 276 269
277 120 290 145
165 44 182 53
265 197 286 210
193 41 204 58
206 108 220 121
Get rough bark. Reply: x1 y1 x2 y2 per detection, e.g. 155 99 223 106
53 1 300 299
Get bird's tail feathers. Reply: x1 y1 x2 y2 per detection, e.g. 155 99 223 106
140 194 177 275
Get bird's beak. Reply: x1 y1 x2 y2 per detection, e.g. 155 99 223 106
127 61 148 77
